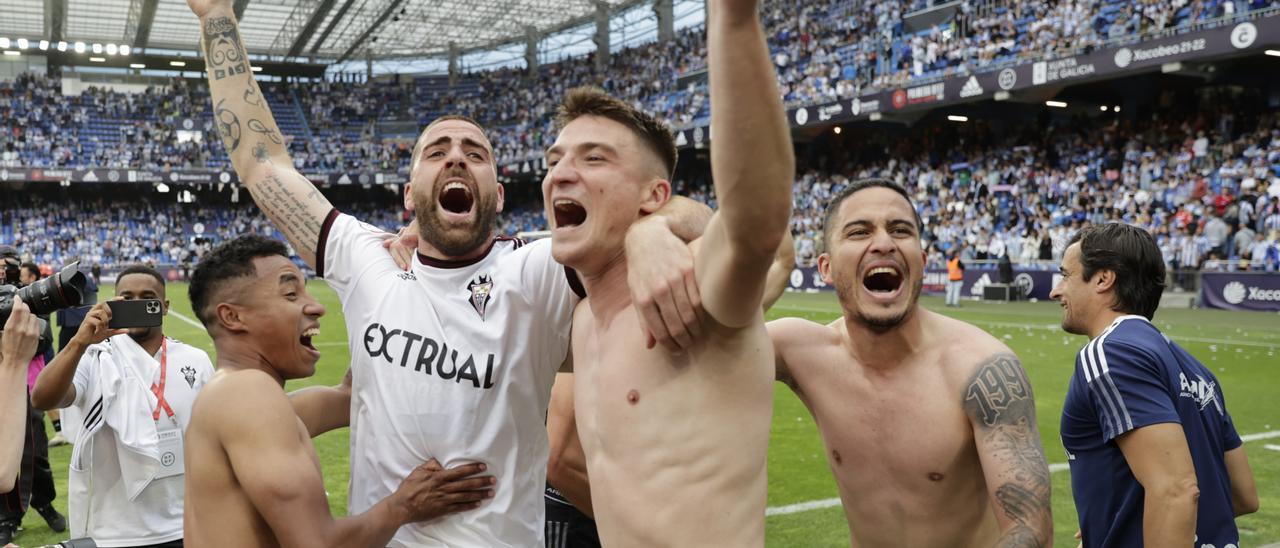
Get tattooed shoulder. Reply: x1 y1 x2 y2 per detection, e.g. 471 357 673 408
962 353 1033 428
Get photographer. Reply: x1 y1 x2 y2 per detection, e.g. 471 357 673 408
0 263 68 543
33 265 213 548
53 262 99 447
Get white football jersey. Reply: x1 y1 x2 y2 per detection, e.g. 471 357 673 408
320 212 581 547
66 337 213 547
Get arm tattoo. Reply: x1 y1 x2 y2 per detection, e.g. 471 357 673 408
247 119 283 145
252 142 271 164
202 16 250 80
963 353 1050 548
248 172 325 255
964 354 1030 427
214 99 242 152
243 83 265 108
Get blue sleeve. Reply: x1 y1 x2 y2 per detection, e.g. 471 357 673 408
1218 386 1243 451
1080 338 1180 442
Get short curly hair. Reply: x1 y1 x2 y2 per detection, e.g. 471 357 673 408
189 235 290 327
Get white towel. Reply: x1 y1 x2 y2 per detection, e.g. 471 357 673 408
68 334 163 500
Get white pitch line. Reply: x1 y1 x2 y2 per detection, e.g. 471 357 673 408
766 497 842 516
167 309 205 329
1242 430 1280 442
765 430 1280 517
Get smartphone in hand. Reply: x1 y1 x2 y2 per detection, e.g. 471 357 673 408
107 299 164 329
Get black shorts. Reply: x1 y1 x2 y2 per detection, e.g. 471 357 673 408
544 496 599 548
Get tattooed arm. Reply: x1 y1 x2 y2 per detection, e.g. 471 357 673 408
189 0 332 268
962 352 1052 548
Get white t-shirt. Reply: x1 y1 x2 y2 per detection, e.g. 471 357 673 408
319 212 581 547
66 337 213 547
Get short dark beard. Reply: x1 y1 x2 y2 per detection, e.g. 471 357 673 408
128 326 159 345
844 276 923 332
415 192 498 257
856 307 914 332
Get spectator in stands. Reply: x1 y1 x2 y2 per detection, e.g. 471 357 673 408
1204 214 1229 257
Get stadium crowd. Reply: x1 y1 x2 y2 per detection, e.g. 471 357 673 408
5 0 1278 172
3 0 1280 276
5 98 1280 277
785 103 1280 275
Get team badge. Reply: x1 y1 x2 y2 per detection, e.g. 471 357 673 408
467 275 493 319
181 365 197 388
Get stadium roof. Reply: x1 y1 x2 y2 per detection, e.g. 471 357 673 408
0 0 647 62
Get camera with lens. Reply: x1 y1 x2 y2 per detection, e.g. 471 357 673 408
0 254 90 331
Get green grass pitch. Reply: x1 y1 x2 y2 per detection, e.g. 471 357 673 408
15 284 1280 547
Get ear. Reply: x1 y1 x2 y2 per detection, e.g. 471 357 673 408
1092 269 1117 294
403 182 415 212
215 303 249 334
817 252 834 284
495 182 506 214
639 178 672 215
162 299 170 316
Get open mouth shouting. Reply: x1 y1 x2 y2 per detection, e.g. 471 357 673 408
552 198 587 231
437 178 476 220
300 325 321 358
862 262 905 301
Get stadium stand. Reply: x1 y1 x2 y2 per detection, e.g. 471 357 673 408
7 0 1278 172
5 93 1280 276
2 0 1280 279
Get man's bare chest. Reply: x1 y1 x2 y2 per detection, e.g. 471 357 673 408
796 362 977 484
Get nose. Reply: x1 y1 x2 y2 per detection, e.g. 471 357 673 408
867 227 897 255
1049 283 1063 301
444 145 468 170
306 298 326 318
545 159 576 186
544 160 580 197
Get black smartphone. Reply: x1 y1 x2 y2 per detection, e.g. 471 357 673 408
107 299 164 329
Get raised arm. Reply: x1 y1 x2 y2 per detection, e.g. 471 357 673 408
189 0 332 268
0 297 41 491
695 0 794 328
546 373 592 517
962 352 1052 547
218 373 494 547
762 231 795 311
31 301 124 410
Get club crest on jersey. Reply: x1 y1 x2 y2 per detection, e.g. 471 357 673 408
467 275 493 319
1179 372 1222 414
181 365 197 388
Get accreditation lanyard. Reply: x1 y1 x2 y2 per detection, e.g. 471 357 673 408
150 339 175 422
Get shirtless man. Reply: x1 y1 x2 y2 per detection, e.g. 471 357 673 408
540 0 792 543
187 0 709 542
182 235 495 547
767 179 1053 547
